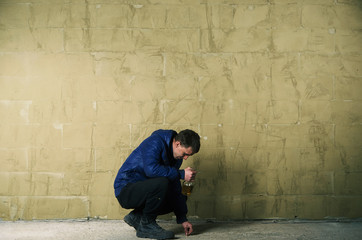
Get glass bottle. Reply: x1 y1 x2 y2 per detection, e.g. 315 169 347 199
181 181 194 196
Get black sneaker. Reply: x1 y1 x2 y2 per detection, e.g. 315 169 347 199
124 211 141 230
136 217 174 240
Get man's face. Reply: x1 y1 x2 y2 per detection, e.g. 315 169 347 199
173 141 193 160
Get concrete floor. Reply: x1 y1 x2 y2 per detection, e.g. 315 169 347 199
1 219 362 240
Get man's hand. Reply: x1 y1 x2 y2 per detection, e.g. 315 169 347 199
182 221 193 236
184 167 197 182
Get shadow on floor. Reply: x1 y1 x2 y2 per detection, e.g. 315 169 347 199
166 221 250 236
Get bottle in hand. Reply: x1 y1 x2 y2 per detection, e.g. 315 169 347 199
182 181 194 196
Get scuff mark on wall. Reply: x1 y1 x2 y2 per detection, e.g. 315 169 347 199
308 123 328 168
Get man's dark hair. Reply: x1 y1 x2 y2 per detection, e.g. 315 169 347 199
175 129 201 153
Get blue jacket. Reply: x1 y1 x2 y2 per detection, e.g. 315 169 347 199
114 129 188 223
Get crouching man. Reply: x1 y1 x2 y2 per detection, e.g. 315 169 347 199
114 129 200 239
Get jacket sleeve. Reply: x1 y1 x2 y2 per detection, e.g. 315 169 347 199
140 136 180 181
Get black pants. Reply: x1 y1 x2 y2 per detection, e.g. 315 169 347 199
116 177 174 219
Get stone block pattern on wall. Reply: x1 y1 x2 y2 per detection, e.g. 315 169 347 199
0 0 361 221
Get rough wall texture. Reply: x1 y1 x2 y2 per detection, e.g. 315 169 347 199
0 0 362 221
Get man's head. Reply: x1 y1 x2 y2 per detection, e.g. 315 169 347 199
173 129 201 160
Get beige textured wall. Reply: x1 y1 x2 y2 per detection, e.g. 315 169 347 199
1 0 362 221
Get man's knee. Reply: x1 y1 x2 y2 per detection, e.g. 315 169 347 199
151 177 169 191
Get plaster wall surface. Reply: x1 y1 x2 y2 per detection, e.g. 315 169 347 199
0 0 361 221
